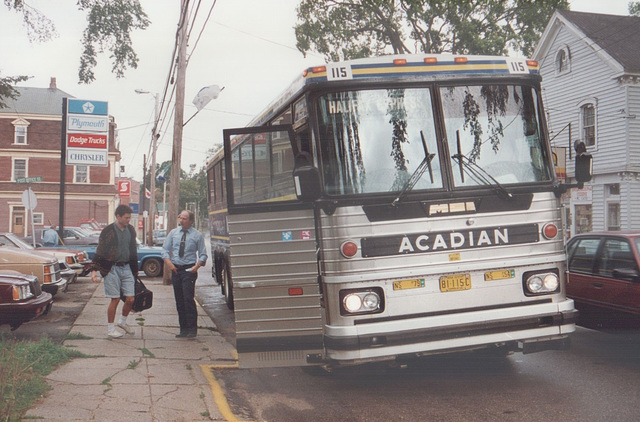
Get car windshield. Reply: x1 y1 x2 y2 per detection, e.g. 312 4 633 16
75 228 94 237
0 234 35 250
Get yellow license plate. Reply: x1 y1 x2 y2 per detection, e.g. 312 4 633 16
484 269 515 281
393 279 425 291
439 274 471 292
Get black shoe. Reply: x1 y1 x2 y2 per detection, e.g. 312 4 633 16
175 332 188 338
185 332 197 338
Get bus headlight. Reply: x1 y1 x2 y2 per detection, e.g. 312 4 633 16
523 269 560 296
340 287 384 315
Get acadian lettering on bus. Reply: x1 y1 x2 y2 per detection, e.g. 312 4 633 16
360 223 540 258
65 99 109 167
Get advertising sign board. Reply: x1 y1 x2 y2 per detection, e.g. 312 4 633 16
65 99 109 167
118 180 131 197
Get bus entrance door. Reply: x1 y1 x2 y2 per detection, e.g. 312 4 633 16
223 126 324 368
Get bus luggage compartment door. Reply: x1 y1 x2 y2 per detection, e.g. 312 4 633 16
229 209 323 368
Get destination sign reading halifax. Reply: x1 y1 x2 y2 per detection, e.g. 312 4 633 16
360 223 539 258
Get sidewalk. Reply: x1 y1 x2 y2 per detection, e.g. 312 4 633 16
25 275 238 422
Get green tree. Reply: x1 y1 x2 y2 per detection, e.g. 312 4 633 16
295 0 569 61
1 0 149 107
630 1 640 15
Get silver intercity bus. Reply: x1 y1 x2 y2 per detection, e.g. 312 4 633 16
206 54 592 368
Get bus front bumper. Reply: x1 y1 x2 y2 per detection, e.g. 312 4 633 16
324 299 578 363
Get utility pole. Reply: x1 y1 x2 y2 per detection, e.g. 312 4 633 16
142 154 147 242
148 98 159 246
169 1 188 230
135 90 160 246
164 0 188 285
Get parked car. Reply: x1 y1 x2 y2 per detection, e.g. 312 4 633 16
23 227 100 247
78 218 103 234
153 229 166 246
0 271 53 330
0 232 90 277
566 231 640 324
50 239 165 278
0 245 67 295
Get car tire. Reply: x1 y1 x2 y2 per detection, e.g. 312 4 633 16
142 258 163 277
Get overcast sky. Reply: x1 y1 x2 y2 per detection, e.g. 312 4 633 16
0 0 632 181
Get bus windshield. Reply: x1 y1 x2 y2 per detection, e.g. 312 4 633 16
315 84 552 196
316 88 442 195
441 84 552 188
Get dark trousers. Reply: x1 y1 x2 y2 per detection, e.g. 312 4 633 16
171 268 198 334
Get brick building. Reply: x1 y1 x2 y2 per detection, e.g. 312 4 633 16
0 78 122 235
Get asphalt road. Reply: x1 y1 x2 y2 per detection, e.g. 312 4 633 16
201 292 640 422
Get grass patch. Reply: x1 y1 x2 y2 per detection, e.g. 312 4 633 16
0 337 88 421
65 332 92 340
127 360 139 369
139 348 155 358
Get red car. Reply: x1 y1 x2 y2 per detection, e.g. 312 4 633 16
0 271 53 330
566 232 640 324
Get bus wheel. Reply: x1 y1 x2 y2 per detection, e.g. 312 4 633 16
220 261 234 310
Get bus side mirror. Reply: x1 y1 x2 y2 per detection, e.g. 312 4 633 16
574 141 592 188
293 153 322 202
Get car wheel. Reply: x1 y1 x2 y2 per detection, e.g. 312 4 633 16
142 258 162 277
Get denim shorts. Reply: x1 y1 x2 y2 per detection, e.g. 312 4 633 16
103 264 135 298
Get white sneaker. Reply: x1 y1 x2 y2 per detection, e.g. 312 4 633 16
117 323 135 335
107 329 123 338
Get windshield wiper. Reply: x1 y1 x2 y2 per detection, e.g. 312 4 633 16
452 131 513 200
392 131 436 206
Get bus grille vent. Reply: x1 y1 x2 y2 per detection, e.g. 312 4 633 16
258 350 304 362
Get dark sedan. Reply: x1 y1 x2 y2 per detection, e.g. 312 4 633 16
0 271 53 330
566 231 640 324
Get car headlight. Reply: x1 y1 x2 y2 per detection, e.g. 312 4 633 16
523 269 560 296
340 287 384 315
13 284 34 300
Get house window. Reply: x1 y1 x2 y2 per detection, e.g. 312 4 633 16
555 48 570 74
581 104 596 147
607 203 620 231
33 213 43 225
12 158 27 180
14 125 27 144
75 165 89 183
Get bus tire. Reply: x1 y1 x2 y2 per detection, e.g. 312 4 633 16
218 259 234 310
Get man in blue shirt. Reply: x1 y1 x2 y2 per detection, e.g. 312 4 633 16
42 225 59 246
162 209 207 338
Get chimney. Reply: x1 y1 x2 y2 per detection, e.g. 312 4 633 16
49 77 57 89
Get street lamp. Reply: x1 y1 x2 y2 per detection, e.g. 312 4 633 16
135 89 160 245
